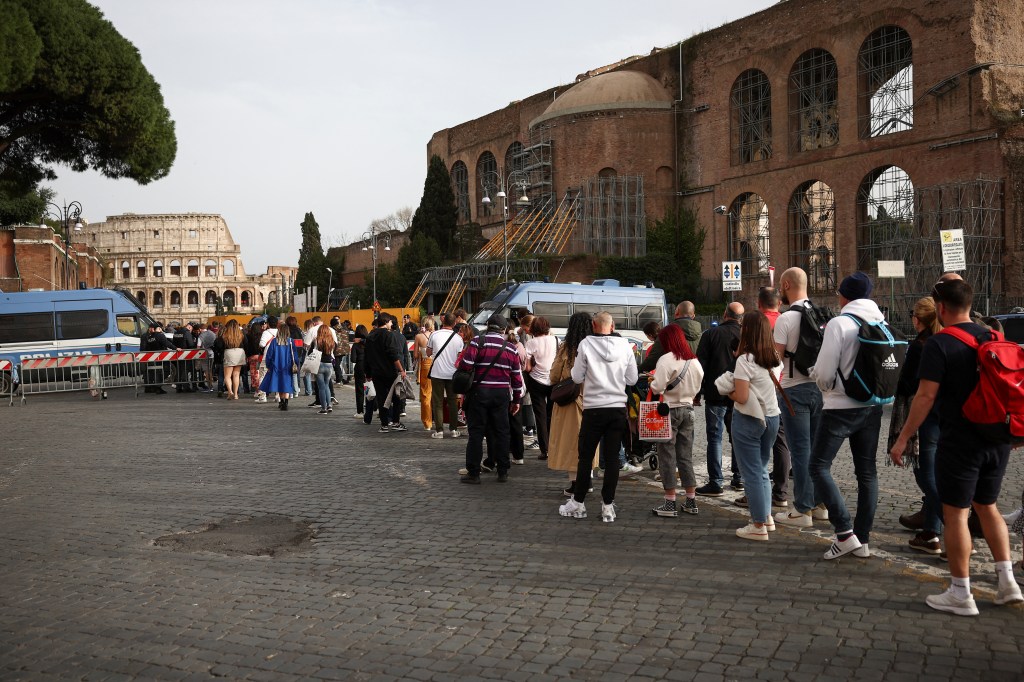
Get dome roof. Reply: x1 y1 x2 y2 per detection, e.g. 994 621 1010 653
531 71 672 127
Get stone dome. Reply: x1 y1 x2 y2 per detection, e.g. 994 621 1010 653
530 70 673 127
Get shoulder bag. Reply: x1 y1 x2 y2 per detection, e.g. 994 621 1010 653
301 345 322 377
452 337 505 394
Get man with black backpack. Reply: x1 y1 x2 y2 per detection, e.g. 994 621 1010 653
891 278 1022 615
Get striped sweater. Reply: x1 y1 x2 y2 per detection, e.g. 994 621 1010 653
456 331 524 403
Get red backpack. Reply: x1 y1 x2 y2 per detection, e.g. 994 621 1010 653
939 326 1024 448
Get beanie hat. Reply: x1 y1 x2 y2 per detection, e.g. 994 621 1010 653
838 271 873 300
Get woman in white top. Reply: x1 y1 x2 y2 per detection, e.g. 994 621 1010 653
648 324 704 517
727 311 783 541
524 316 558 460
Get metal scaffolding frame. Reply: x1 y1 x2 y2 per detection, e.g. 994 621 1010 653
732 68 773 164
790 48 839 152
788 180 836 294
515 125 554 212
451 161 470 223
858 25 913 138
418 259 544 310
730 191 770 278
572 175 646 257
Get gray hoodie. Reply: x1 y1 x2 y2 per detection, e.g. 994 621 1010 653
571 334 639 409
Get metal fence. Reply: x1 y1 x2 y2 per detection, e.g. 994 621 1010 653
0 359 13 407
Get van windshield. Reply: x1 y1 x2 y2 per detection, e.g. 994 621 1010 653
470 305 496 326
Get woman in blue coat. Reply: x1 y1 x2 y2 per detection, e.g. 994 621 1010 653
260 324 296 410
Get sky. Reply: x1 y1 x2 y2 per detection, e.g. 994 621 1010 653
52 0 774 274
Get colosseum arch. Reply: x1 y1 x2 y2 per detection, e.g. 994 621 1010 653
170 290 181 306
222 259 235 276
223 290 235 308
187 290 199 306
187 259 199 277
170 259 181 276
152 290 164 307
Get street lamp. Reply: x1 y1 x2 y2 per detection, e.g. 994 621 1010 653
41 200 83 290
325 267 333 310
360 225 391 306
481 168 530 285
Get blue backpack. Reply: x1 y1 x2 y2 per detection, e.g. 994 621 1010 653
838 314 908 405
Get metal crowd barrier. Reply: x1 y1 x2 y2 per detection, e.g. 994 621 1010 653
13 350 209 405
1 359 13 407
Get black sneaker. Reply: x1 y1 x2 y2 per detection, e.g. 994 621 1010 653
389 422 407 432
730 478 744 491
497 472 509 483
652 500 678 517
734 495 749 508
696 483 724 497
460 474 481 484
309 401 321 408
681 497 699 515
378 425 390 433
899 510 924 532
537 454 548 461
909 532 941 555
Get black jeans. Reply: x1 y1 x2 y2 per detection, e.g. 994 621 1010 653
372 375 396 425
771 414 791 500
354 365 365 413
465 388 511 476
525 375 553 456
575 407 629 505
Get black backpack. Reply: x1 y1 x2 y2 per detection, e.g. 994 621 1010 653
838 314 908 405
787 300 835 377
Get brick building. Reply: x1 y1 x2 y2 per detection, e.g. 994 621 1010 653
0 224 104 293
427 0 1024 318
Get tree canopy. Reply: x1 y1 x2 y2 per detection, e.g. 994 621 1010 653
0 0 177 195
410 155 458 254
295 212 329 302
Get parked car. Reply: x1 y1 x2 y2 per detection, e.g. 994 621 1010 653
993 312 1024 346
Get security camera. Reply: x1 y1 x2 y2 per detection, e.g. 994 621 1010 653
714 206 728 215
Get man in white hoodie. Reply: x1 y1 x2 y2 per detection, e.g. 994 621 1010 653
559 312 639 523
809 272 884 560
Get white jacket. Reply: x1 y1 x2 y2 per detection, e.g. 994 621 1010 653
811 298 885 410
570 334 639 409
650 355 703 408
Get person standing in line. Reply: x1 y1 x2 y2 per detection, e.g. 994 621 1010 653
365 314 408 432
219 320 246 400
458 314 523 484
389 315 411 418
694 302 744 496
809 272 884 559
649 324 704 517
559 312 638 523
195 322 216 393
639 301 702 372
725 312 783 541
414 318 435 430
260 322 296 411
427 313 465 439
547 313 595 497
524 316 557 461
285 316 305 398
313 324 337 415
351 324 368 418
891 278 1022 615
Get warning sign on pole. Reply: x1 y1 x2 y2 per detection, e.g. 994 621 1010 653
940 229 966 272
722 261 742 291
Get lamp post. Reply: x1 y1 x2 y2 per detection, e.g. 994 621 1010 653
325 267 333 310
481 168 530 286
41 200 83 290
360 225 391 306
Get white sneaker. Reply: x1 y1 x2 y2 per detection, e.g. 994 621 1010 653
1002 507 1023 527
353 413 362 419
775 510 813 528
512 458 525 465
761 516 776 532
559 499 587 519
255 395 267 403
995 582 1024 605
601 502 616 523
823 534 863 560
926 589 979 616
458 467 469 475
852 543 871 558
736 523 769 541
812 504 829 520
620 463 643 476
449 429 461 438
431 431 445 439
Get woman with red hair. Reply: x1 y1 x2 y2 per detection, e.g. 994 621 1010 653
649 324 704 517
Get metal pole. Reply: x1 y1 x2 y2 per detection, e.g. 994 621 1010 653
502 193 508 284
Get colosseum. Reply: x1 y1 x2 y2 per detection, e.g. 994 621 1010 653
83 213 297 319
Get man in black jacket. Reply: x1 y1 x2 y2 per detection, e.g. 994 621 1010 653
639 301 703 373
171 321 197 392
365 314 408 432
695 302 744 496
141 321 175 394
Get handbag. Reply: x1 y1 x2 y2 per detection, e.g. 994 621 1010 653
453 337 505 394
639 390 673 442
290 344 299 374
550 377 580 406
301 346 322 377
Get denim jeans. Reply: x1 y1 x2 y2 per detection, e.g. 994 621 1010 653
705 403 735 487
778 382 823 513
732 412 780 524
315 362 333 409
915 412 942 535
302 372 313 396
810 406 883 543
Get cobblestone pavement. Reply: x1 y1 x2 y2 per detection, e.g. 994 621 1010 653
1 386 1022 681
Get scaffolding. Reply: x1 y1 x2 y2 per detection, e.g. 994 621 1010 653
416 259 544 311
857 25 913 138
572 175 646 257
732 68 773 164
788 180 836 294
789 48 839 152
515 125 554 213
474 191 579 261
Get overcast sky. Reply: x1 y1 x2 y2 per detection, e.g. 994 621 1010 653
52 0 773 274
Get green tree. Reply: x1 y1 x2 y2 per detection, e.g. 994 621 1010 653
295 212 329 303
0 182 51 226
410 155 458 254
0 0 177 195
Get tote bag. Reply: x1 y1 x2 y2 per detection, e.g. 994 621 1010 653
300 347 322 377
638 396 672 442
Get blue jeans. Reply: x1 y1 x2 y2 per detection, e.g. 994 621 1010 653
915 412 942 535
779 382 823 513
302 372 313 396
315 362 333 410
732 412 780 523
705 404 729 487
810 406 883 543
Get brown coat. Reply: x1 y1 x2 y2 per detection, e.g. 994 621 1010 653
546 346 598 473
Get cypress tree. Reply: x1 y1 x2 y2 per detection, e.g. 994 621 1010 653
295 211 329 302
410 155 458 254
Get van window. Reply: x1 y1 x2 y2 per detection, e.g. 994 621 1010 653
634 304 663 328
534 302 570 328
573 304 628 329
57 310 108 340
116 314 144 338
0 313 57 343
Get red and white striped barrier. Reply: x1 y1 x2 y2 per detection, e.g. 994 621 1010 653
0 359 11 371
98 353 137 365
135 349 208 362
20 355 96 370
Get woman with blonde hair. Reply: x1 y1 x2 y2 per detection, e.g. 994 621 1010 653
260 323 297 410
219 320 246 399
415 318 435 430
313 324 337 415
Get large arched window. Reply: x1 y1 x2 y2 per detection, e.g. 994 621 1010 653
170 290 181 306
136 260 146 278
858 26 913 138
121 260 130 279
137 291 146 305
731 69 772 164
789 49 839 152
240 290 252 307
505 141 524 174
789 180 836 294
187 259 199 277
729 193 771 276
476 151 498 218
170 259 181 276
223 290 235 308
153 260 163 278
187 290 199 306
205 290 218 305
451 161 470 224
857 165 915 273
222 259 235 276
152 290 164 307
204 259 217 277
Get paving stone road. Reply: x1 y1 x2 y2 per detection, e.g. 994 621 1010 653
1 385 1022 681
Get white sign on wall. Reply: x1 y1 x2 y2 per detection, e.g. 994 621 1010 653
940 229 966 272
722 261 742 291
876 260 905 278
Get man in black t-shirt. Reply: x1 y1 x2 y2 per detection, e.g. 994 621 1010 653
891 278 1022 616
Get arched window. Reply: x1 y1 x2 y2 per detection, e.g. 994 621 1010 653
205 290 218 305
505 141 524 174
187 290 199 306
240 290 252 307
170 259 181 276
729 193 771 277
153 260 163 277
857 165 914 274
136 260 146 278
789 180 836 294
152 290 164 307
789 49 839 152
187 259 199 277
137 291 146 305
223 290 235 308
451 161 470 224
858 26 913 138
204 259 217 277
170 290 181 306
476 151 498 218
222 260 235 276
731 69 772 164
121 260 130 279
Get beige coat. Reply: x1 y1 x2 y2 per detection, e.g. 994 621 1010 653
546 347 598 473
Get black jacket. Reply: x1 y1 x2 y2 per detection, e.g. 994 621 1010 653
696 320 741 405
141 331 175 352
365 327 403 379
172 328 195 349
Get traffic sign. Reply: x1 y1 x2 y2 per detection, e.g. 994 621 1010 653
722 261 742 291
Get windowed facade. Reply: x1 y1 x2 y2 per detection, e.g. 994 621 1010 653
136 260 146 278
451 161 470 224
170 290 181 306
858 26 913 138
205 259 217 277
731 69 772 164
187 290 199 306
170 259 181 276
856 165 915 273
788 180 836 293
152 290 164 307
187 259 199 277
789 49 839 152
476 151 498 218
729 193 771 276
153 260 163 277
505 141 524 174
